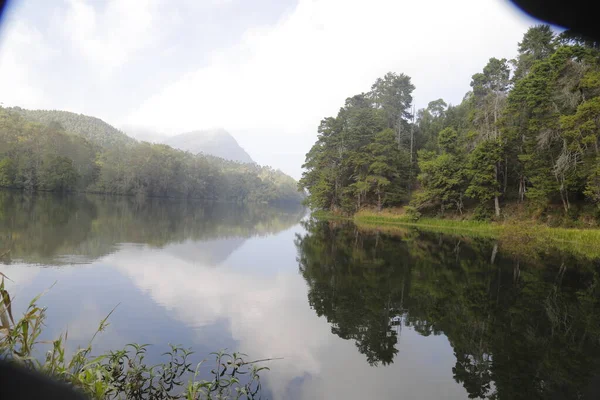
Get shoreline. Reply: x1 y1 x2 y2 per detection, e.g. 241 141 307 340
312 210 600 260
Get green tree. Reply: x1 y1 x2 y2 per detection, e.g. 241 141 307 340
0 158 15 187
415 127 467 214
300 75 415 212
470 58 511 216
370 72 415 133
466 139 503 214
40 156 79 192
365 128 409 210
513 24 556 81
416 99 448 151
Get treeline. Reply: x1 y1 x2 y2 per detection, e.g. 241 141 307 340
0 107 303 203
300 26 600 220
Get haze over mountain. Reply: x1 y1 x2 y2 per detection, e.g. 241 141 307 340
164 129 254 164
1 106 303 203
10 107 135 149
122 126 255 164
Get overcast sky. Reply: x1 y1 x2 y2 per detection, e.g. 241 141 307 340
0 0 538 178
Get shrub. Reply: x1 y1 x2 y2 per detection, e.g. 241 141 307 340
404 206 421 221
0 278 269 399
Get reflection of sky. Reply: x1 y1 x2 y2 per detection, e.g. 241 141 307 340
2 223 468 399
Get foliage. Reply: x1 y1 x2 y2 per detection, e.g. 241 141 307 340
0 279 269 399
301 24 600 223
403 205 421 221
465 139 503 209
10 108 136 149
299 74 414 212
0 107 302 204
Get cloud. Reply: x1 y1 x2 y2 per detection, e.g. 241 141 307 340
0 20 53 108
0 0 537 178
123 0 536 178
60 0 160 74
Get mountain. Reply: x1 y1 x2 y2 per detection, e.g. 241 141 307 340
164 129 254 164
10 107 136 149
0 106 302 203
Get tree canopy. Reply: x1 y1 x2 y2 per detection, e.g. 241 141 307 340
300 25 600 221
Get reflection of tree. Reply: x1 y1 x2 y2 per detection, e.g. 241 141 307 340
296 218 600 399
0 191 304 265
295 219 411 365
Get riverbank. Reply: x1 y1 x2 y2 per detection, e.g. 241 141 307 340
313 209 600 260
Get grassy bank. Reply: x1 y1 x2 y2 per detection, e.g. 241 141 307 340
314 209 600 260
354 211 501 237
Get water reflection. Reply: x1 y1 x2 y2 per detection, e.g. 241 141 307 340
295 219 600 399
0 191 305 265
3 192 600 399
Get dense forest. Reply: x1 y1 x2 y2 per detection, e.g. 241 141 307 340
10 107 136 149
295 219 600 399
0 107 303 203
299 26 600 220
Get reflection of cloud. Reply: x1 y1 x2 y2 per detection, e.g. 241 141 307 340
0 264 41 293
108 246 327 398
161 237 247 266
107 232 469 399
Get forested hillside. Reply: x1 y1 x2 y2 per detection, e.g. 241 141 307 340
300 26 600 221
0 108 302 203
10 108 136 149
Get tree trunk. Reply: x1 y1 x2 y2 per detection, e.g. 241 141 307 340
513 261 520 283
559 189 568 213
503 156 508 194
556 174 569 213
377 189 382 212
494 164 501 217
455 193 464 215
490 243 498 264
518 176 525 202
494 196 501 217
493 106 498 139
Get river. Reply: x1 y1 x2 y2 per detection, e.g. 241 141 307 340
1 191 599 399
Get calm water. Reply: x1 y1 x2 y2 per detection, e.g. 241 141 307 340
2 192 600 399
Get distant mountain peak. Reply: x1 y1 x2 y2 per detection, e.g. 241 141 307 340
164 129 254 164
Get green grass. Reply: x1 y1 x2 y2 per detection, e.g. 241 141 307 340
314 210 600 260
353 212 501 237
310 210 352 221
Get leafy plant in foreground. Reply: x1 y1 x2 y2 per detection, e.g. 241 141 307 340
0 278 270 399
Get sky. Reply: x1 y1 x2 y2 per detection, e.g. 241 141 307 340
0 0 539 179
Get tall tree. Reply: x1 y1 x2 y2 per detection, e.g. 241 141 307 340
513 24 556 81
301 73 415 212
370 72 415 144
470 58 511 216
